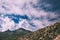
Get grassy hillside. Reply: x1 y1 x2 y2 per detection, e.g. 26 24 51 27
18 22 60 40
0 28 31 40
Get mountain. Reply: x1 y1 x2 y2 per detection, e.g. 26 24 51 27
0 28 32 40
0 22 60 40
18 22 60 40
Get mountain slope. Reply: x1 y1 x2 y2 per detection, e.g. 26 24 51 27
18 22 60 40
0 28 32 40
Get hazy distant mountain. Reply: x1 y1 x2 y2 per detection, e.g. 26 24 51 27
18 22 60 40
0 28 32 40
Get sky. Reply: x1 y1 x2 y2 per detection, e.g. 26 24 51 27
0 0 60 32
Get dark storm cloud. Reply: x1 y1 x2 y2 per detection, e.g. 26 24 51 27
31 0 60 22
32 0 60 12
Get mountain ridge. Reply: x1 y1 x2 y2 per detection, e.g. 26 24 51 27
0 28 32 40
18 22 60 40
0 22 60 40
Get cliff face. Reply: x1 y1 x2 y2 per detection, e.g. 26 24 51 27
18 22 60 40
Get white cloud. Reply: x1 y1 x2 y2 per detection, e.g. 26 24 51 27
0 0 38 15
0 16 15 32
0 0 59 32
